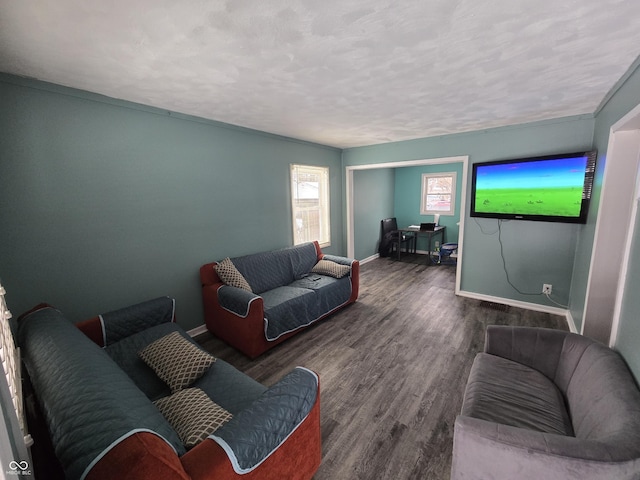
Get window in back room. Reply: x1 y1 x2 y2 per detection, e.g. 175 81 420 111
421 172 456 215
290 164 330 247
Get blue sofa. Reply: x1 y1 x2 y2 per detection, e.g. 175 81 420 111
200 241 359 358
18 297 321 480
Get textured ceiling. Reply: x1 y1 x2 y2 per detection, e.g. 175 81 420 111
1 0 639 148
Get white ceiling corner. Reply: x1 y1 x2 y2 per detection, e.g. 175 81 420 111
0 0 639 148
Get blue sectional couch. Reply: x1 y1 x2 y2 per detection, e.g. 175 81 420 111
200 241 359 358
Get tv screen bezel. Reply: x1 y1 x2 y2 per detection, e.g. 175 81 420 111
470 150 597 224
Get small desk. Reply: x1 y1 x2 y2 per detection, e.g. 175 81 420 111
397 226 446 264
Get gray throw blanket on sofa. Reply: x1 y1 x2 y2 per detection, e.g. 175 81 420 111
228 242 354 340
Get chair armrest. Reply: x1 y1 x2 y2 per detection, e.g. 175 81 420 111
217 286 261 317
210 367 319 474
452 416 639 479
77 296 176 347
484 325 571 381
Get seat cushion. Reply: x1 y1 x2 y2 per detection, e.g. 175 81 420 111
462 353 574 436
194 359 267 415
289 275 352 315
262 286 318 340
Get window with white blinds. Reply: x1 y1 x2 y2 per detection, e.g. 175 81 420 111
0 284 30 446
290 164 331 247
421 172 457 216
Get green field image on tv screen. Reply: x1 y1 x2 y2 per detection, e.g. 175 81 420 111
474 186 582 216
473 156 588 217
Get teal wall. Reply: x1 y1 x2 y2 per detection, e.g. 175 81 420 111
586 63 640 381
4 64 638 378
344 116 595 308
353 168 395 260
394 162 463 250
0 75 342 330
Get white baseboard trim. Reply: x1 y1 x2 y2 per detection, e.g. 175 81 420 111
457 289 569 319
565 310 579 333
187 324 208 338
359 253 379 265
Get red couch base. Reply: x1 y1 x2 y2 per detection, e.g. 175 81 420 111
86 380 322 480
182 392 322 480
86 432 189 480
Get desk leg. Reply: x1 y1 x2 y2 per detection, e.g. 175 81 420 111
397 231 401 260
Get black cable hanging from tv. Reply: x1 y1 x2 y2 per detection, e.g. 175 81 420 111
497 220 540 296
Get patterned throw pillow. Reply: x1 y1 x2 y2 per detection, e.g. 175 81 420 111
311 259 351 278
215 257 253 292
154 387 232 449
139 332 216 392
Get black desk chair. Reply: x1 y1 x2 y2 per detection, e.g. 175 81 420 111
379 218 416 257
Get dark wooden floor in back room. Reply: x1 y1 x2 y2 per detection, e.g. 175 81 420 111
196 254 568 480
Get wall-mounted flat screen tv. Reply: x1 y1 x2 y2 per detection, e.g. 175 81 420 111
470 150 597 224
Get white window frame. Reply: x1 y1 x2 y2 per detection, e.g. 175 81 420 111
290 164 331 247
420 172 457 216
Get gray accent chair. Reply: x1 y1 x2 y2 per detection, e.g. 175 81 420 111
452 326 640 480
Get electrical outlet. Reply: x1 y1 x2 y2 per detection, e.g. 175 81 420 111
542 284 552 295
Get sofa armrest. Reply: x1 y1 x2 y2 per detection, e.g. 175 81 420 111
200 262 222 286
77 296 176 347
320 254 360 303
217 285 261 317
320 254 356 266
86 432 190 480
452 416 640 479
210 367 319 474
484 325 573 381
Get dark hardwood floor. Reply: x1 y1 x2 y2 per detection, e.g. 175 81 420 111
196 254 568 480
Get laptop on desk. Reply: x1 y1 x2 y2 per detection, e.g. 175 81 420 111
420 223 436 231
